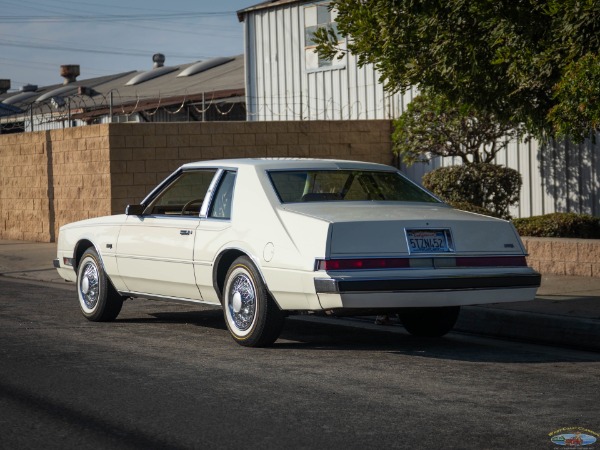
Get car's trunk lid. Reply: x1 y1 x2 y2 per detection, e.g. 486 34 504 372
281 202 524 256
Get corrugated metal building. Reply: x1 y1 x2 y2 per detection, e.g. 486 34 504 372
403 137 600 219
238 0 414 121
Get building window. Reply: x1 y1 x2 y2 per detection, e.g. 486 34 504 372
304 3 344 70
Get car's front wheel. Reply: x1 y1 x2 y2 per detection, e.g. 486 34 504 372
398 306 460 337
77 247 124 321
223 256 285 347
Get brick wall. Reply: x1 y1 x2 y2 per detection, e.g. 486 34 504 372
0 131 52 241
522 237 600 277
0 120 393 241
51 125 112 234
0 126 113 242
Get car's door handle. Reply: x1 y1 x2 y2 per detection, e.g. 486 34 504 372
180 230 192 236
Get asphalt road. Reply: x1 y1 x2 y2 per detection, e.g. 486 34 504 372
1 277 599 449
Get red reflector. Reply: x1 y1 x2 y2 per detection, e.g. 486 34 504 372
456 256 527 267
318 258 410 271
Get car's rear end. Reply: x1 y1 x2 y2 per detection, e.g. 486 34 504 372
308 203 540 311
266 163 540 336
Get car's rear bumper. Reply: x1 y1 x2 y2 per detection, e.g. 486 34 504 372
314 272 541 309
315 273 541 294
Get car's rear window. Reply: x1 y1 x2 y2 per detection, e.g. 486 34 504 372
268 170 440 203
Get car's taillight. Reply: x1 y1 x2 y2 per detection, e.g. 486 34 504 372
317 258 411 271
316 255 527 271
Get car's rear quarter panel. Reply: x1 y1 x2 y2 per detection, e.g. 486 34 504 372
57 216 127 289
240 166 331 310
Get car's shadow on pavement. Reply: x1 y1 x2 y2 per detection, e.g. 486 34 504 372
117 308 224 326
115 307 600 363
277 318 600 363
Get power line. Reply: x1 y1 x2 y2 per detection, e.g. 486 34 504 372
0 38 203 59
0 11 234 24
1 0 220 16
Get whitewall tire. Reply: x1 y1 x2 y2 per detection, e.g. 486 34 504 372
77 247 123 322
223 256 284 347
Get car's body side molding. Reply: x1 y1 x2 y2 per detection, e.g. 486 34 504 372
117 291 221 306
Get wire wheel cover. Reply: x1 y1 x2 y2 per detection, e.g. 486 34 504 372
228 273 256 331
80 261 100 310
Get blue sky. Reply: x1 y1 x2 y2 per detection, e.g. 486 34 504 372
1 0 253 90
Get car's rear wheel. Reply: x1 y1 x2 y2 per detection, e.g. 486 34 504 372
398 306 460 337
77 247 123 321
223 256 285 347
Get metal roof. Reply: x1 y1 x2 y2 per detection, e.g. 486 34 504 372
0 71 135 108
237 0 310 21
0 102 22 117
125 65 179 86
0 55 244 121
178 57 234 78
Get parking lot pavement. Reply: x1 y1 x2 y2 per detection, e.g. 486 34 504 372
1 240 599 350
0 240 63 284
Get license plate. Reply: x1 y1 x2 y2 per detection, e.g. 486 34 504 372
406 229 453 254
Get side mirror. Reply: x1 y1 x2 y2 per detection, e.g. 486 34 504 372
125 204 145 216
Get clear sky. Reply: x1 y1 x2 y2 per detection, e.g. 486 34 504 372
1 0 254 91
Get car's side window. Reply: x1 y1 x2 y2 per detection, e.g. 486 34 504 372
147 170 217 216
208 171 236 220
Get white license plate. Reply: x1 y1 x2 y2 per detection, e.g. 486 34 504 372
406 229 453 253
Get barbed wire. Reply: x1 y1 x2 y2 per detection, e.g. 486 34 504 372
0 88 403 133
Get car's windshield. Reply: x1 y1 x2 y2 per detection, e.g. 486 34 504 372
268 170 439 203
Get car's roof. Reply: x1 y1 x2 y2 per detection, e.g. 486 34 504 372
180 158 397 171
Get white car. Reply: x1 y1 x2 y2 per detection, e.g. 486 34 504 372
54 158 540 346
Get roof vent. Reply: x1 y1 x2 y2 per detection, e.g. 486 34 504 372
21 84 38 92
2 88 39 105
60 65 80 84
0 79 10 94
35 85 77 103
125 66 178 86
178 57 234 77
153 53 165 68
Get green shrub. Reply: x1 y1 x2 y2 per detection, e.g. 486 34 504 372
422 164 522 219
513 213 600 238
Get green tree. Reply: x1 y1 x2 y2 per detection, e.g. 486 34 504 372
392 91 523 219
314 0 600 140
393 92 524 166
548 53 600 139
